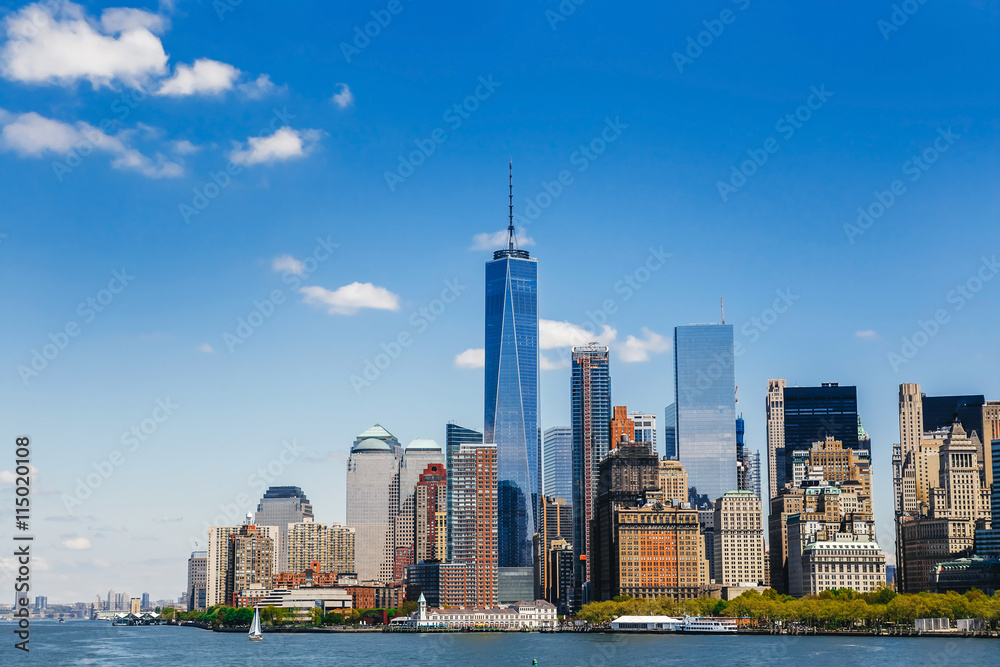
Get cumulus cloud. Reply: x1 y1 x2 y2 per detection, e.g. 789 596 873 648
540 354 570 370
454 348 485 369
617 327 670 362
172 139 199 154
238 73 277 99
156 58 239 96
272 254 305 275
470 230 535 251
0 2 169 88
539 318 617 349
63 537 91 550
331 83 354 109
300 282 400 315
0 110 182 177
229 126 322 166
855 330 878 340
0 465 38 483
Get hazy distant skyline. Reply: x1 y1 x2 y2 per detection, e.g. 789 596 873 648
1 1 998 601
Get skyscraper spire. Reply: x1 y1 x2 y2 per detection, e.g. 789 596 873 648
508 158 515 250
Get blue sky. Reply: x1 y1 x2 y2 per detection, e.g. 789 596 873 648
0 1 998 602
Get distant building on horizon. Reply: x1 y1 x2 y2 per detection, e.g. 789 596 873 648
674 323 736 506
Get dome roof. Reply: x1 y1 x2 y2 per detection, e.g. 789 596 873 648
406 438 441 451
353 438 393 452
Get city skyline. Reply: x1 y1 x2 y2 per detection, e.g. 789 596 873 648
2 1 998 603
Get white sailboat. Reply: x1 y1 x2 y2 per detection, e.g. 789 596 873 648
248 606 263 641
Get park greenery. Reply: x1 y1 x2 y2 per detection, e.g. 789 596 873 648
578 589 1000 630
161 600 418 628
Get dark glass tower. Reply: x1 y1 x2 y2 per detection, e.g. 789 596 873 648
570 343 611 591
485 164 539 570
445 422 483 561
674 323 736 506
781 383 863 487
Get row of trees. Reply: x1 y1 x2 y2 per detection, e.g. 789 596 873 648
578 588 1000 630
163 601 418 628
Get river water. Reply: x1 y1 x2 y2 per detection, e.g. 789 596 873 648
15 620 999 665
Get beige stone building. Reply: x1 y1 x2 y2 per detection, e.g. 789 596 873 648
287 521 356 576
713 491 765 587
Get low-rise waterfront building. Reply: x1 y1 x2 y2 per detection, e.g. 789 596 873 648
391 594 557 630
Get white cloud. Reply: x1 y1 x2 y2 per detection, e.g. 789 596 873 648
855 330 878 340
300 282 400 315
172 139 199 154
156 58 239 96
152 515 182 523
197 343 214 354
470 230 535 251
617 327 670 362
0 465 38 483
539 318 616 349
540 353 570 371
0 2 169 88
454 348 485 369
0 110 182 178
238 73 277 99
229 126 322 166
272 254 305 275
63 537 91 550
331 83 354 109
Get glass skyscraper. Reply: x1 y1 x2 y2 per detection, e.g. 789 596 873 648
484 210 539 570
674 324 736 506
543 426 573 502
253 486 314 574
570 343 611 589
663 403 676 460
780 383 863 489
445 423 483 562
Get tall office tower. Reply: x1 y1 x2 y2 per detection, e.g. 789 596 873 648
713 491 765 587
450 442 498 606
589 441 661 600
286 521 356 575
485 166 539 577
542 427 573 501
899 420 990 592
571 343 611 590
674 324 736 506
141 593 149 611
445 423 482 561
547 538 576 614
765 381 865 498
610 405 635 447
346 426 401 583
414 463 448 563
663 403 677 460
206 527 241 606
534 495 574 603
253 486 314 575
735 416 761 502
765 379 786 500
629 411 657 450
186 551 207 612
395 439 444 579
228 524 278 605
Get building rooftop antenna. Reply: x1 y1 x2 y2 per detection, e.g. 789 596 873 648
508 158 515 250
720 297 725 324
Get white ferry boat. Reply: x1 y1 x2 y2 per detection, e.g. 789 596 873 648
679 615 738 633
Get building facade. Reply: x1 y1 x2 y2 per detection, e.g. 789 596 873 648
610 405 636 447
414 462 448 563
663 403 676 460
674 324 736 506
451 441 499 606
571 342 611 590
445 423 483 562
346 425 401 583
534 495 574 604
542 426 573 502
186 551 207 612
253 486 314 575
395 439 444 579
630 411 657 452
713 491 765 587
286 521 356 576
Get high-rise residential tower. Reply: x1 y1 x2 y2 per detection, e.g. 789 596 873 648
346 424 401 583
542 426 573 502
395 439 444 579
253 486 314 574
485 165 539 572
571 343 611 591
186 551 207 612
414 462 448 563
450 441 498 606
445 423 483 561
674 323 736 506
